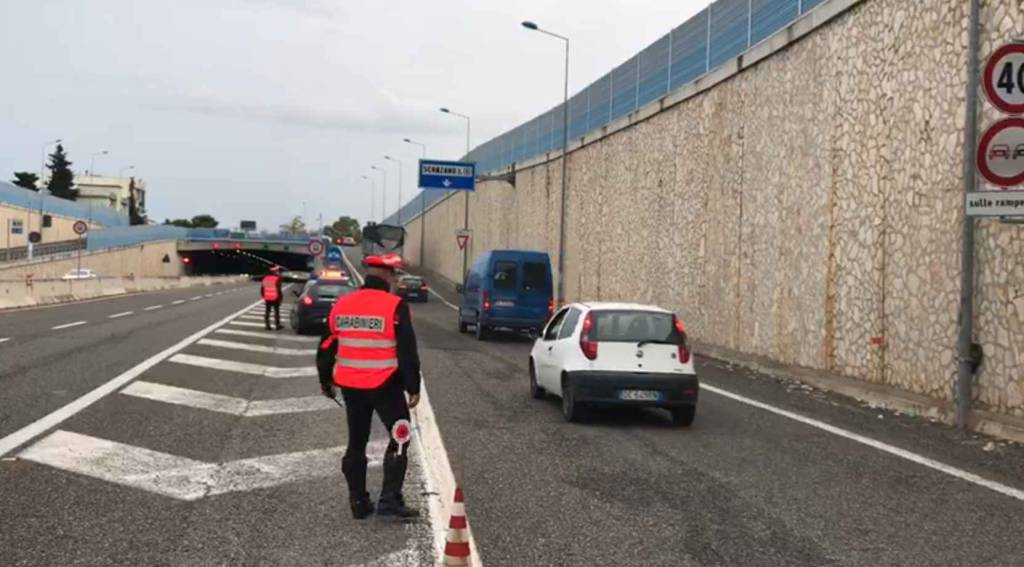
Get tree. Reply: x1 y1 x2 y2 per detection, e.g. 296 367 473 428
190 214 218 228
46 144 77 200
164 218 195 228
280 215 306 235
328 216 361 242
11 172 39 191
127 177 147 225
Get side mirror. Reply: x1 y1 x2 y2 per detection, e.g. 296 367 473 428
455 284 464 294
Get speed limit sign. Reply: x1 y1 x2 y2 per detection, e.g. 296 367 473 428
984 43 1024 114
72 220 89 235
307 239 325 256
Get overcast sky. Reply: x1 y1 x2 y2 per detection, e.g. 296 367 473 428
1 0 705 231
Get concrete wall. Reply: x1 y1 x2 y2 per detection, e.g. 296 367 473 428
0 240 183 280
0 275 244 310
0 202 101 248
409 0 1024 417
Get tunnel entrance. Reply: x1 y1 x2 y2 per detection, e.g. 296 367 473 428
179 249 312 276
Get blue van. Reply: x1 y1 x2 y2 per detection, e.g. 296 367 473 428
456 250 553 340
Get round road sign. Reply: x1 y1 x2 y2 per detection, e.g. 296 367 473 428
977 117 1024 187
984 43 1024 114
28 231 41 244
72 220 89 235
307 240 325 256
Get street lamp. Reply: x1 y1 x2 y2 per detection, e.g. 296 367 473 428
371 165 387 223
403 138 428 266
39 138 61 183
522 19 571 306
361 175 377 222
440 107 472 277
90 150 109 176
119 165 135 178
384 155 404 225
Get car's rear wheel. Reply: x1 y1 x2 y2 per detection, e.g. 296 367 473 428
529 360 545 399
670 405 696 427
561 374 583 422
474 317 489 341
457 311 468 333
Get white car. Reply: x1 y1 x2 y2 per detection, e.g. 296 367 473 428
529 302 699 426
61 268 98 280
341 236 356 246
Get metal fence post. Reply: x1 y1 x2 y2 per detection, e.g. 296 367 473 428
666 30 674 93
705 6 713 73
747 0 753 48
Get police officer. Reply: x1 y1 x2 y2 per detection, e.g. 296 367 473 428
260 266 284 331
316 255 421 519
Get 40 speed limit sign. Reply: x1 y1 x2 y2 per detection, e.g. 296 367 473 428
984 43 1024 114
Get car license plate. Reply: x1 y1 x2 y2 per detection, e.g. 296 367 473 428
494 300 514 307
619 389 661 401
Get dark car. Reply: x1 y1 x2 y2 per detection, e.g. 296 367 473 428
396 275 428 303
289 279 357 334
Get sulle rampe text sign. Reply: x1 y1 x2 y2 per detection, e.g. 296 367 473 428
418 159 475 191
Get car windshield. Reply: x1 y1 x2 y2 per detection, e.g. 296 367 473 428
399 277 422 286
589 310 677 343
312 284 349 298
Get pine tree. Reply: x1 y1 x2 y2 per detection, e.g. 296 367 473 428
46 144 77 200
127 177 147 225
11 172 40 191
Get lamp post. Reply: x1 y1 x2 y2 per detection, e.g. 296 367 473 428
90 150 109 176
119 165 135 178
384 155 403 225
371 165 387 223
440 107 471 278
404 137 428 267
361 175 376 222
40 138 61 183
523 20 571 306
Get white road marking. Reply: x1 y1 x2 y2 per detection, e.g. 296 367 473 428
19 430 387 501
51 321 87 330
356 548 427 567
189 295 203 301
228 321 270 328
703 384 1024 502
238 314 265 321
0 299 263 457
108 311 133 319
197 338 312 356
121 381 335 416
169 354 316 378
0 338 10 345
204 293 215 298
214 328 319 343
143 304 164 311
171 299 185 305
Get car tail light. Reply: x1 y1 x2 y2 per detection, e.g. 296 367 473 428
302 296 313 305
420 283 428 290
674 317 690 363
398 285 407 290
547 297 554 317
482 291 491 312
579 311 598 360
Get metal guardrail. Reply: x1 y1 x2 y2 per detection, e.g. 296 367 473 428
0 238 86 263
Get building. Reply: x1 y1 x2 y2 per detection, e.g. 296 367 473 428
74 175 146 214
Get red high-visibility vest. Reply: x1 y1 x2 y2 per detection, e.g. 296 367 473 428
261 274 281 301
328 289 400 389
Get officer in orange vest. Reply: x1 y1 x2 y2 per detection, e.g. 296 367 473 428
260 266 284 331
316 254 421 519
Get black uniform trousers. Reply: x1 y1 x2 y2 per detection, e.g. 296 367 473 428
340 373 411 499
264 300 281 329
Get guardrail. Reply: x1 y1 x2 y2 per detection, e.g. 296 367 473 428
0 238 86 263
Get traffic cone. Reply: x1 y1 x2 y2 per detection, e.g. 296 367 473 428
443 486 471 566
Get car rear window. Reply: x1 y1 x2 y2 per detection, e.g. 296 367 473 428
493 261 517 291
589 311 677 343
313 285 348 298
400 277 423 286
523 262 547 292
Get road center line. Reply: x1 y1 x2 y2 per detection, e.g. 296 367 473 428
0 338 10 345
51 321 87 330
702 383 1024 502
0 299 263 457
108 311 133 319
143 305 164 311
189 295 203 301
171 300 185 305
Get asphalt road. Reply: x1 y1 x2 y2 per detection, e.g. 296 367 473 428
0 281 435 566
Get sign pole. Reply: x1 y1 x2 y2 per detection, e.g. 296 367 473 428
77 235 83 274
462 124 471 281
955 0 981 430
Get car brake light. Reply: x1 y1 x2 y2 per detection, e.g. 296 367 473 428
420 283 428 290
579 312 598 360
482 292 491 311
302 296 313 305
674 317 690 363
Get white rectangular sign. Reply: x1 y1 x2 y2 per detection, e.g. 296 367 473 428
966 191 1024 217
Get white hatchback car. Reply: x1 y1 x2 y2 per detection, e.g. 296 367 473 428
61 268 98 280
529 302 699 426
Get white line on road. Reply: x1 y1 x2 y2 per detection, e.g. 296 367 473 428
238 314 265 321
171 299 186 305
51 321 87 330
189 295 203 301
121 381 335 416
108 311 134 319
143 305 164 311
702 384 1024 502
228 321 269 328
0 299 263 457
18 430 387 501
197 338 312 356
169 353 316 378
0 338 9 345
214 328 319 343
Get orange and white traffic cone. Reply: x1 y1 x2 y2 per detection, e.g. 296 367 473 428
443 486 471 566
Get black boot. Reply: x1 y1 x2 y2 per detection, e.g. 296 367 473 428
350 492 375 519
377 492 419 519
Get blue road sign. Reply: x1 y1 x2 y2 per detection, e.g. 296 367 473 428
325 247 342 262
418 159 475 191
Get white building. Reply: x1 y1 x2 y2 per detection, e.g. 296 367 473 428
73 175 146 213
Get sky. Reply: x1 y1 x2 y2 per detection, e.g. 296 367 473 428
0 0 706 231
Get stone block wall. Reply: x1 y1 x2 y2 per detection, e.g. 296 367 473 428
410 0 1024 417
